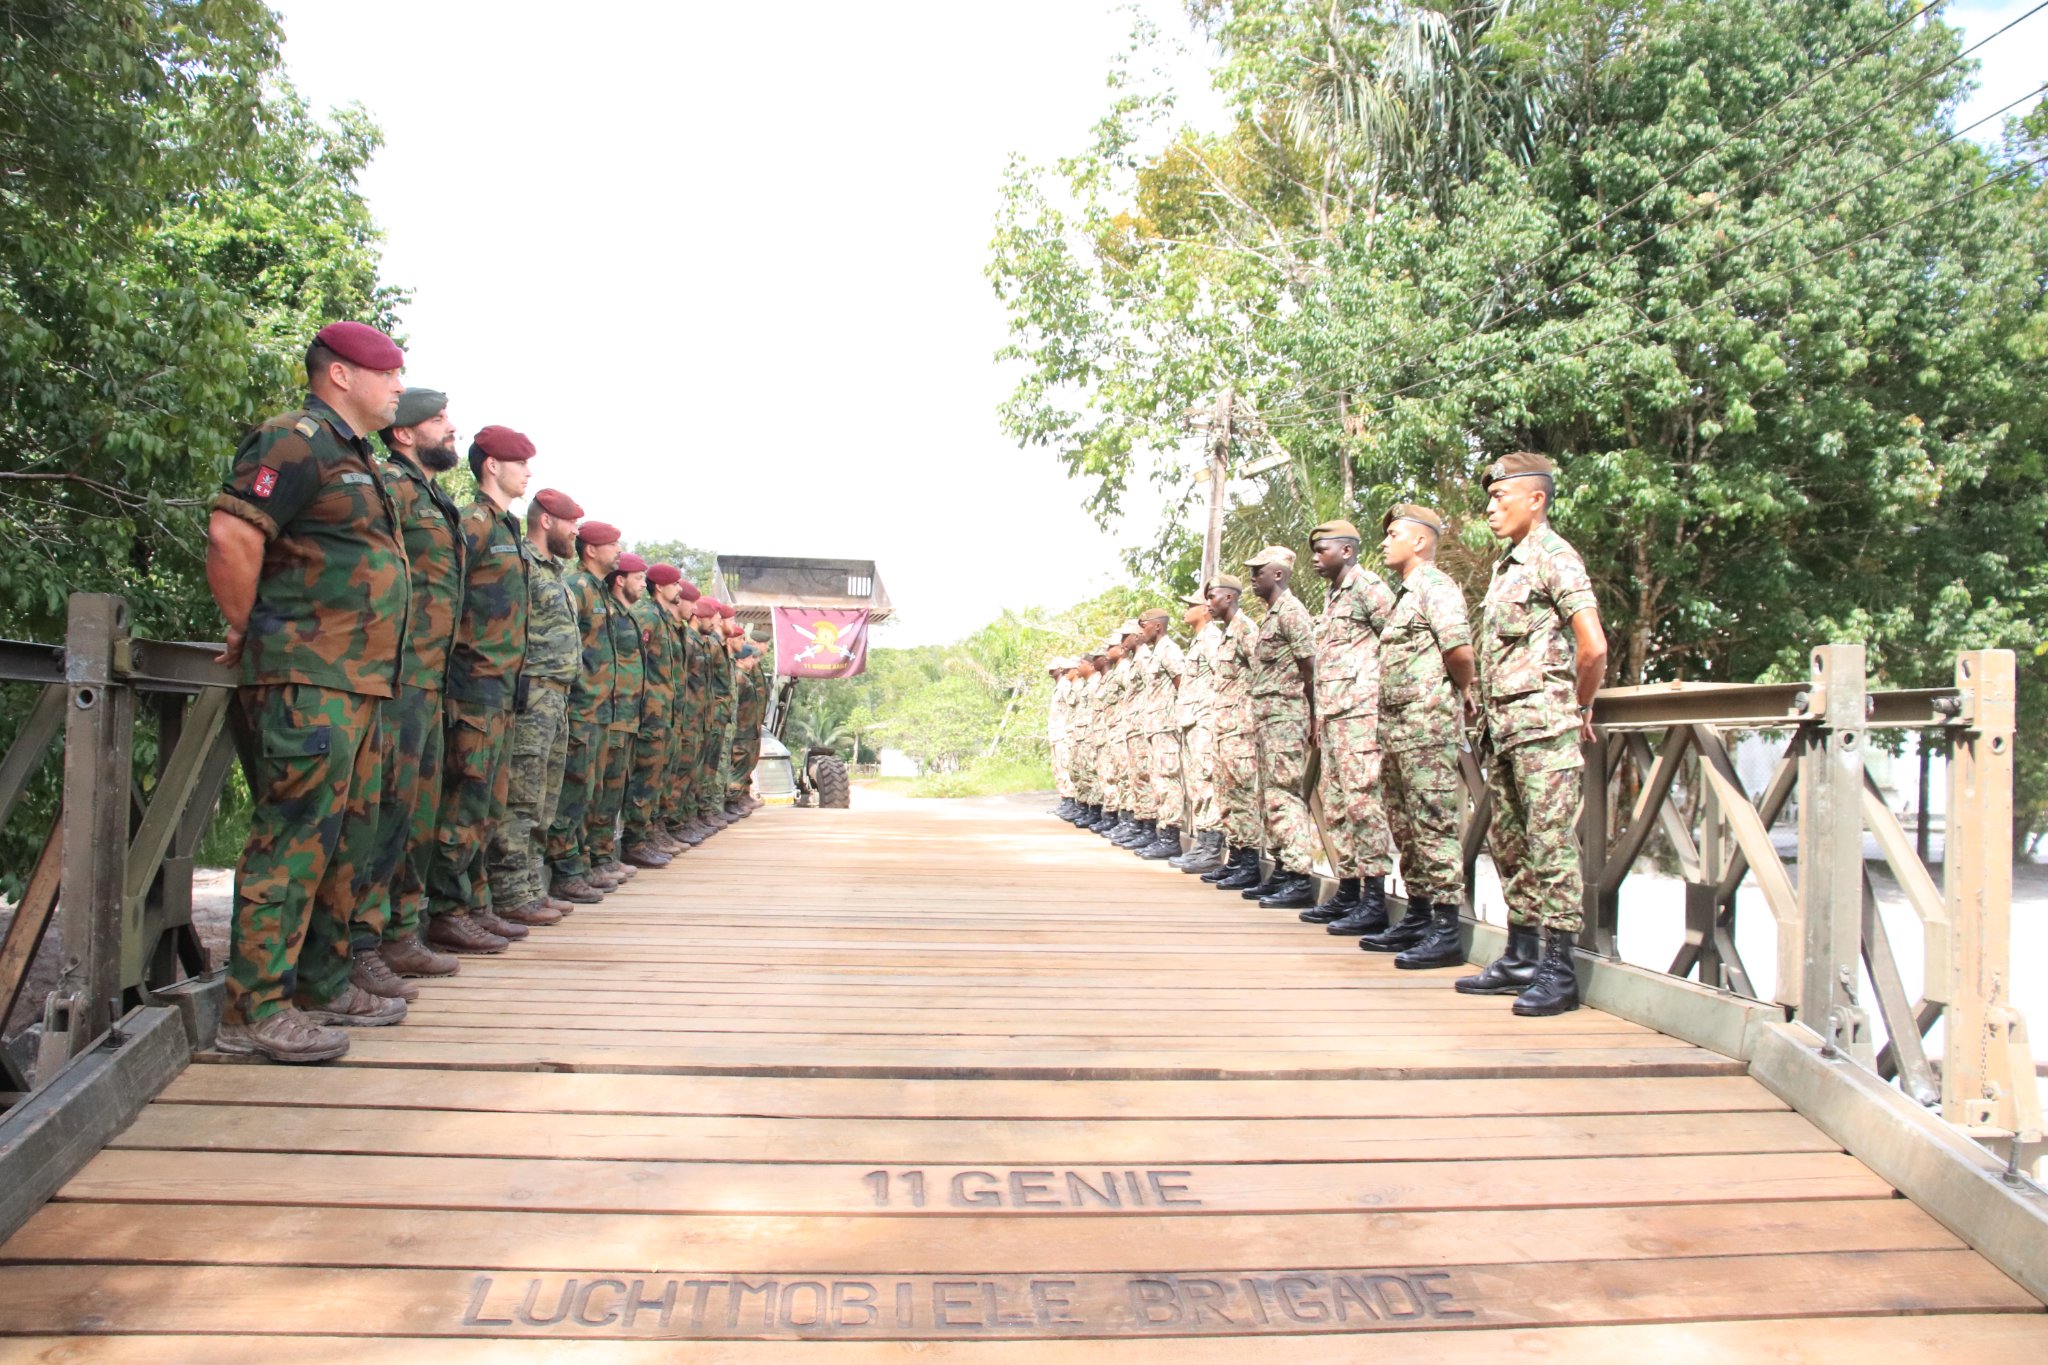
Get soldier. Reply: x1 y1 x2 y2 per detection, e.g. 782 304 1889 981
356 386 463 996
1204 576 1265 889
544 520 622 903
1064 659 1096 823
206 320 411 1061
1375 504 1478 970
1242 546 1318 907
484 486 585 925
1094 640 1129 836
426 425 535 947
1459 453 1608 1016
692 599 736 837
727 640 770 817
665 581 711 844
588 551 649 879
625 561 688 864
1135 609 1187 860
1169 598 1227 873
1302 519 1398 930
1120 619 1160 850
1048 659 1077 820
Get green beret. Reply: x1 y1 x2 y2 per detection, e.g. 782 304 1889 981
1310 518 1362 544
391 387 447 429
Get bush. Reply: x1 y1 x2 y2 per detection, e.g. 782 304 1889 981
908 756 1054 799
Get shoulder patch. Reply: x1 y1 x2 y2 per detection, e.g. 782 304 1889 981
293 418 319 438
253 467 279 499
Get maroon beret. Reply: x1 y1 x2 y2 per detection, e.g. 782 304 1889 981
646 563 682 586
717 600 736 619
677 580 701 602
615 552 648 574
531 487 582 519
314 321 404 370
693 599 721 619
576 520 621 547
473 425 535 463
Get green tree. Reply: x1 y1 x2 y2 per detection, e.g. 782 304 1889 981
628 538 717 588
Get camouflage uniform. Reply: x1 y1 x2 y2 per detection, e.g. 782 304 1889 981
1210 613 1262 849
1314 564 1397 880
487 544 578 909
1070 672 1099 805
1126 642 1157 820
1048 674 1075 800
428 498 529 918
696 634 735 817
359 445 463 948
625 594 678 848
727 663 769 805
210 396 410 1021
669 618 710 827
1178 621 1222 835
1099 657 1132 812
1251 589 1317 872
1141 633 1186 829
545 565 615 880
1381 564 1473 905
1479 524 1599 933
590 585 645 865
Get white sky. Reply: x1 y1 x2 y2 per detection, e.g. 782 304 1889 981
275 1 2042 648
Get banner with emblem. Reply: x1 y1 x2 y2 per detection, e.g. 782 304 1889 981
771 607 871 679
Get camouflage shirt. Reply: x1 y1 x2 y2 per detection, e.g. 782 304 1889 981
523 549 581 683
445 500 530 710
1070 674 1096 738
675 617 708 728
1139 634 1185 734
1314 565 1397 727
605 587 646 731
377 449 464 693
630 596 679 720
1176 621 1222 728
1480 523 1599 749
212 395 411 699
1210 613 1260 726
737 663 770 733
1047 676 1071 744
1105 658 1136 737
564 568 617 726
1381 563 1472 752
1251 590 1315 714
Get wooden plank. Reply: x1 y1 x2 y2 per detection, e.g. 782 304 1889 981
106 1105 1836 1164
57 1149 1888 1215
8 1317 2048 1364
355 1025 1685 1053
0 1252 2031 1341
153 1067 1790 1119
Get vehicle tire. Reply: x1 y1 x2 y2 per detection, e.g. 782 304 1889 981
809 755 851 809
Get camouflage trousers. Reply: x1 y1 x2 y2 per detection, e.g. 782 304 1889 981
1072 737 1098 804
545 712 605 879
486 678 569 911
624 711 673 846
427 698 514 918
352 682 441 947
1100 731 1129 810
726 727 760 803
1317 713 1392 879
1052 738 1075 798
1214 714 1261 850
1129 731 1157 819
693 709 731 815
1486 732 1585 932
1385 739 1465 905
228 683 383 1022
1181 721 1219 834
665 712 700 824
588 727 632 864
1256 708 1316 873
1147 729 1184 828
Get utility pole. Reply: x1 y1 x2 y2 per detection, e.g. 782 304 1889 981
1338 390 1354 507
1201 387 1233 590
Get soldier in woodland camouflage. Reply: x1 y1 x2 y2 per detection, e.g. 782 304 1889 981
1460 452 1608 1017
426 426 536 949
1135 609 1187 860
1243 547 1319 906
1376 504 1479 971
623 562 685 865
693 602 737 834
726 641 769 816
205 321 413 1063
544 521 622 902
588 553 649 878
1302 520 1398 924
1203 576 1264 889
669 589 716 844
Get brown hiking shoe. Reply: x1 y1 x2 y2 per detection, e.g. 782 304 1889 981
551 876 603 904
586 864 624 888
499 899 563 927
543 895 577 914
622 844 671 868
599 858 637 880
648 831 682 855
426 913 509 955
298 984 406 1028
474 908 529 940
381 934 460 978
215 1007 348 1064
674 821 710 845
351 946 420 1002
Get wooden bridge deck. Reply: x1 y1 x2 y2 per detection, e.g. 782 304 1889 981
0 798 2042 1359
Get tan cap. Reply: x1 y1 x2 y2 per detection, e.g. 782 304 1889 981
1180 589 1207 607
1480 451 1557 489
1117 619 1142 637
1244 545 1296 569
1383 503 1445 534
1309 519 1362 544
1139 607 1170 624
1046 657 1072 672
1210 572 1245 592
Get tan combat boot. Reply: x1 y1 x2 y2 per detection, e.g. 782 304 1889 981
542 894 578 915
550 875 603 904
599 858 637 881
473 907 530 940
380 934 460 978
499 899 563 927
215 1007 348 1064
350 946 420 1002
426 913 509 955
298 984 407 1027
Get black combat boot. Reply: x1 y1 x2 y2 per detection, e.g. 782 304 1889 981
1512 932 1581 1015
1299 876 1359 925
1258 868 1317 910
1203 845 1251 883
1358 890 1433 953
1396 900 1465 970
1115 817 1154 849
1214 849 1264 890
1102 810 1133 839
1239 861 1287 900
1175 831 1225 874
1455 923 1541 994
1090 806 1119 834
1138 825 1182 860
1055 798 1075 819
1325 877 1392 935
